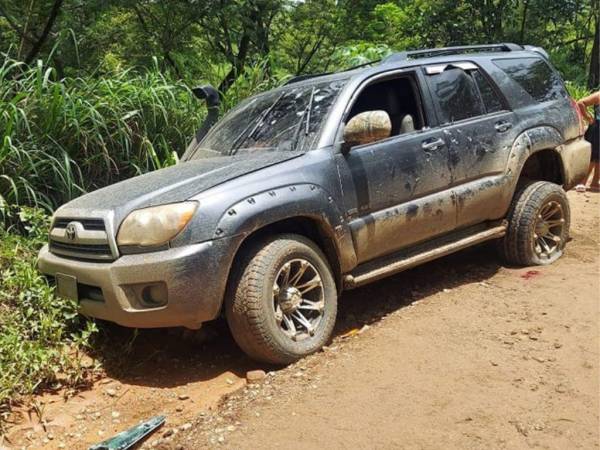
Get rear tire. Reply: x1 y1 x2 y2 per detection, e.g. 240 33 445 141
226 234 337 364
498 180 570 266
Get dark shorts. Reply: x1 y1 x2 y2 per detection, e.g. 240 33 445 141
585 121 599 162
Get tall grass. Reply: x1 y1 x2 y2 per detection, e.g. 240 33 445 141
0 55 204 215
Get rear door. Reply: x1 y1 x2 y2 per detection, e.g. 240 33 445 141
423 63 519 228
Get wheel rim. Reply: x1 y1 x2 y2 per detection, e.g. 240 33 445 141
533 200 565 259
272 258 325 342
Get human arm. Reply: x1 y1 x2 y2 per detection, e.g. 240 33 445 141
577 91 600 124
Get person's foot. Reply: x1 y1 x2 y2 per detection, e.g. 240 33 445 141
576 184 587 192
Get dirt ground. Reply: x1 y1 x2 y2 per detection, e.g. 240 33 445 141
2 191 598 450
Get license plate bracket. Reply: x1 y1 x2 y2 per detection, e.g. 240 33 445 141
55 273 78 301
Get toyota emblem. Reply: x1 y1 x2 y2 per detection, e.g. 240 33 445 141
65 222 78 241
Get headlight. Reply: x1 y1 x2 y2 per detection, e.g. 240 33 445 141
117 201 198 247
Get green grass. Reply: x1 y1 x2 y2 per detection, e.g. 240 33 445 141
0 208 97 423
0 55 203 216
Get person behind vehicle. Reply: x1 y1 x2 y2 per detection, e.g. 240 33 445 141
577 91 600 192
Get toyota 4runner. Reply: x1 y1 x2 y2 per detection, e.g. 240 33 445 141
38 43 591 364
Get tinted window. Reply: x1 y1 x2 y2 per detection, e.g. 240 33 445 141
493 57 567 103
426 68 485 124
471 70 504 113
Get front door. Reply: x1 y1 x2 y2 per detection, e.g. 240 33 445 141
337 72 456 264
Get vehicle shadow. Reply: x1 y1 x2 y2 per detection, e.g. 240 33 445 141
95 242 502 388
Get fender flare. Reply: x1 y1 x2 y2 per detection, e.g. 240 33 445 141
505 126 565 187
214 183 357 274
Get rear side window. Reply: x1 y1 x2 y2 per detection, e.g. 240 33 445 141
426 68 485 123
471 70 503 113
493 57 567 103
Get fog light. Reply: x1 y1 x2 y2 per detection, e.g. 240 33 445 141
141 283 168 307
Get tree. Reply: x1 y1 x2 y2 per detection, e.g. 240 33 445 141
0 0 64 63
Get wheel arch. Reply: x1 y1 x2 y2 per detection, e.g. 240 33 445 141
215 184 357 300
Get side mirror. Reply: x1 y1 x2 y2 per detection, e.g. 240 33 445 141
343 110 392 150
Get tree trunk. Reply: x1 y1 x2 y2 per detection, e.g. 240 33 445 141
589 14 599 89
218 32 251 95
24 0 64 64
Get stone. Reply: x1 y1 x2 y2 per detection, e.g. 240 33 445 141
178 394 190 401
246 370 266 384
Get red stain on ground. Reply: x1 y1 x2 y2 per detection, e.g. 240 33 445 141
521 270 541 280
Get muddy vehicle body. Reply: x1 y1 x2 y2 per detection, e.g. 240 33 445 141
38 43 590 363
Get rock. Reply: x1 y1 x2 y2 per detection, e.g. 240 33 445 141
513 421 528 436
106 388 117 397
246 370 266 384
490 361 499 366
555 384 567 393
176 406 184 412
554 342 562 349
180 423 192 431
533 356 546 363
163 428 174 438
178 394 190 401
111 411 120 419
47 433 54 440
218 436 225 443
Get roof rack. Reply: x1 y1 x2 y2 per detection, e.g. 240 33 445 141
284 59 380 85
382 43 523 64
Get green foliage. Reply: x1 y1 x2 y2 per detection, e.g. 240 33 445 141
0 53 203 213
0 207 98 416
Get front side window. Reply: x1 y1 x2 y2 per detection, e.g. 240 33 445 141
191 79 346 159
493 57 567 103
426 68 485 124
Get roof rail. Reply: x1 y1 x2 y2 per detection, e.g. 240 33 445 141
382 43 523 64
284 59 381 85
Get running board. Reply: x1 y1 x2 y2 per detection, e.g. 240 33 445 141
343 221 507 289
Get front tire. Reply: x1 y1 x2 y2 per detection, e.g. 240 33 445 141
498 180 570 266
226 234 337 364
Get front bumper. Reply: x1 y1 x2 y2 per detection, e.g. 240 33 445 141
37 237 239 329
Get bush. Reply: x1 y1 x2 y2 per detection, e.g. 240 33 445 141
0 55 203 214
0 208 97 419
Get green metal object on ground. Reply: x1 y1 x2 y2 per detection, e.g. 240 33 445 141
88 415 166 450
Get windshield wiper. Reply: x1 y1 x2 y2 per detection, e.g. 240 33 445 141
230 91 286 156
291 86 315 151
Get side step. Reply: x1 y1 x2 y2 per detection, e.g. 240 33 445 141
343 221 507 289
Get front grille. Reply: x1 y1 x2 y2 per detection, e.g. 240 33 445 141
53 217 106 231
49 216 115 262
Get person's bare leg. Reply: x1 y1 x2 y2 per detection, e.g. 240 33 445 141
589 161 600 192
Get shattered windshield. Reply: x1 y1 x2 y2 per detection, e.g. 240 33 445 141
190 79 346 158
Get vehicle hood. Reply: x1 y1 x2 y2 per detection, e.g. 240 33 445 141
59 151 303 220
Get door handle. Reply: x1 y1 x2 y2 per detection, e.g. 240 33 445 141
421 138 445 150
495 121 513 132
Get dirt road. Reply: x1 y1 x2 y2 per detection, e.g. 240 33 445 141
4 191 598 449
170 191 599 449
